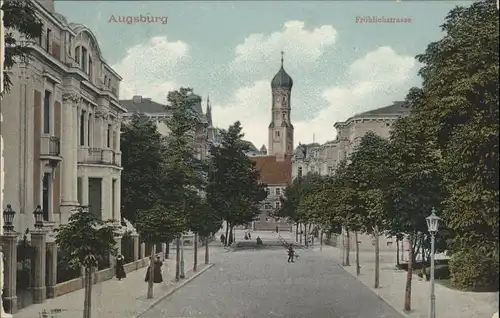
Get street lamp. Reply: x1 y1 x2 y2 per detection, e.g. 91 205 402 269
426 208 441 318
3 204 16 232
33 205 44 230
180 234 185 279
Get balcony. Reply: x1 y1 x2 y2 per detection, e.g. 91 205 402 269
40 136 62 163
78 148 121 166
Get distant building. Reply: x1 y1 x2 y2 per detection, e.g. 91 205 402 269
291 101 411 250
120 93 214 159
250 53 294 231
292 101 410 180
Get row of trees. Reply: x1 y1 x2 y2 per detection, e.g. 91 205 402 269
278 0 498 313
54 88 266 318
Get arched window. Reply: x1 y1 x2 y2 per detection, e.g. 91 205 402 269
104 75 108 86
75 46 81 64
298 167 303 178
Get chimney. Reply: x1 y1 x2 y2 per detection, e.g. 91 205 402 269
132 96 142 104
37 0 55 12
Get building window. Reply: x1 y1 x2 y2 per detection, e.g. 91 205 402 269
275 188 281 196
75 46 80 64
107 124 112 147
89 57 93 77
81 47 88 72
275 131 280 138
264 202 272 210
328 166 334 176
43 90 51 134
45 28 51 52
42 173 51 221
265 188 270 196
275 201 281 209
112 179 117 220
104 75 107 87
80 110 86 146
298 166 303 178
38 28 43 46
87 113 92 146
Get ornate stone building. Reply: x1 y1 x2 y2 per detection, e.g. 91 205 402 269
250 54 294 231
1 0 125 233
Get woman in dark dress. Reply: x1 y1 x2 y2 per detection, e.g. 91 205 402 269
115 254 126 280
145 256 164 283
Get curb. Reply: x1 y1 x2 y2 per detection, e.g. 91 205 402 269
135 263 215 317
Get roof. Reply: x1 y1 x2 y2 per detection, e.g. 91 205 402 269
271 66 293 89
120 96 167 114
250 156 292 185
354 101 408 118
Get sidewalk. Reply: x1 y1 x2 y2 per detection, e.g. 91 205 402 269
14 244 223 318
316 245 499 318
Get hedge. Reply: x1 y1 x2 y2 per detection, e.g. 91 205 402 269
449 249 499 292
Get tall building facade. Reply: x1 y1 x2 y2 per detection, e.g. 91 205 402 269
251 54 293 231
1 0 125 233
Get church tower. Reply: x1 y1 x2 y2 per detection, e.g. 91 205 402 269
268 52 294 157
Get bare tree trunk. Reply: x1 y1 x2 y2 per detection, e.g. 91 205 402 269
83 266 91 318
299 224 303 245
304 224 309 247
175 237 181 281
355 231 361 276
228 225 234 246
147 245 155 299
345 228 351 266
320 230 323 251
205 236 209 264
193 233 198 272
165 241 170 259
374 226 380 289
295 223 299 242
404 234 414 312
396 237 400 266
224 224 230 246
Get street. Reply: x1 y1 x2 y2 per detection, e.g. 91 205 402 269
140 234 403 318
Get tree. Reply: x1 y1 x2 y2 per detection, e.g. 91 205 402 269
386 114 444 311
55 208 120 318
347 132 393 288
186 190 222 266
121 114 167 225
207 121 266 246
409 0 498 290
1 0 42 95
135 204 185 298
163 87 204 279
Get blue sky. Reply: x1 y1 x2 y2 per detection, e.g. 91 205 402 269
56 0 472 148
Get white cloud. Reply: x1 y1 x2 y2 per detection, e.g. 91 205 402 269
214 46 417 149
112 36 188 103
231 20 337 74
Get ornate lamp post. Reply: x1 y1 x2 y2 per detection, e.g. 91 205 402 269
33 205 45 230
426 208 441 318
3 204 16 233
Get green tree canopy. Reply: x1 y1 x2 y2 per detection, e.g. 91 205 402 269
55 208 120 268
409 0 499 252
1 0 43 95
120 114 167 225
207 121 266 226
347 132 393 233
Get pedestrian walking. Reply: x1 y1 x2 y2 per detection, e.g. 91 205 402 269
287 245 295 263
115 254 126 280
145 256 164 283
